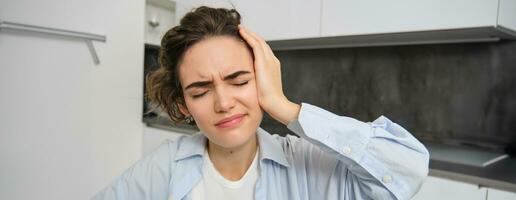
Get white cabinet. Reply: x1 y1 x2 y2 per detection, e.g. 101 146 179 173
269 0 516 50
487 188 516 200
175 0 516 48
145 0 176 45
0 0 145 199
232 0 320 40
321 0 500 36
412 176 487 200
412 176 516 200
174 0 320 41
499 0 516 31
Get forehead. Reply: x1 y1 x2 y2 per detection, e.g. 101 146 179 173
179 36 253 82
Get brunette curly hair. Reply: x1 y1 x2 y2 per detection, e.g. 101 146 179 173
146 6 244 125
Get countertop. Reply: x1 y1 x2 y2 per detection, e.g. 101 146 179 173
429 156 516 192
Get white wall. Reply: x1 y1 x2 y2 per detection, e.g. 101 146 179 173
142 126 184 155
0 0 145 199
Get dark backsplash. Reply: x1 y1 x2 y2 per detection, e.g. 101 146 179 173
261 41 516 150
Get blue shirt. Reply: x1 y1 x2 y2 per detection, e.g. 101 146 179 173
92 103 429 200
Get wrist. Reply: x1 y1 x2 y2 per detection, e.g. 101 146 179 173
264 97 300 125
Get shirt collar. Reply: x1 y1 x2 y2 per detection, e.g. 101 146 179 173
174 132 206 161
256 127 290 167
174 127 290 167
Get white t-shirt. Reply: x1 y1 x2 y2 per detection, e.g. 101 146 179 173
190 148 260 200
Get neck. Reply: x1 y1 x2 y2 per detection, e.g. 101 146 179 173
207 134 258 181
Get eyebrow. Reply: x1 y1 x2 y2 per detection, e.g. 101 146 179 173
184 70 251 90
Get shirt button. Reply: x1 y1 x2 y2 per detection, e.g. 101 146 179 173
342 146 352 155
382 175 393 183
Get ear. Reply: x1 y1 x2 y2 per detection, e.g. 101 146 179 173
177 103 190 116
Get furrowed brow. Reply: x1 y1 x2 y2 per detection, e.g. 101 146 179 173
184 81 212 90
223 70 250 81
184 70 250 90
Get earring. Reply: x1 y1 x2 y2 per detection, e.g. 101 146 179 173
185 116 194 124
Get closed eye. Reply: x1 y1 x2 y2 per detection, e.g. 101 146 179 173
190 80 248 99
192 91 208 98
235 81 249 86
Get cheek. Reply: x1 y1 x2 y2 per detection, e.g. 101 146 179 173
184 98 210 121
236 82 260 108
237 84 263 124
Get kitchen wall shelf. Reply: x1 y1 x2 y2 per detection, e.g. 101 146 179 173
268 26 515 50
0 20 106 64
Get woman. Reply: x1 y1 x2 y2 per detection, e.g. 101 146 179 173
93 6 429 200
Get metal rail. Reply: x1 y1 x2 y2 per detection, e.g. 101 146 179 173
0 20 106 64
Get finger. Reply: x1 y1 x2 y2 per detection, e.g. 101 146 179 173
238 25 267 65
245 29 275 59
238 25 262 51
240 26 272 57
241 26 278 64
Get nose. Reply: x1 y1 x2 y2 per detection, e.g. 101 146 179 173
213 87 235 113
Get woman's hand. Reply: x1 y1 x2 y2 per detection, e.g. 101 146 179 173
238 25 300 125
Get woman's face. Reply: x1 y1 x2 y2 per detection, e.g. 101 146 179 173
178 36 263 149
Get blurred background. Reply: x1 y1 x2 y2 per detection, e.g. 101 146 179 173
1 0 516 199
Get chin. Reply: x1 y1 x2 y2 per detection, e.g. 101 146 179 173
208 126 257 149
200 112 263 149
206 122 260 149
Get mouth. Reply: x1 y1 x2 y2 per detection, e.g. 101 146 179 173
215 114 246 128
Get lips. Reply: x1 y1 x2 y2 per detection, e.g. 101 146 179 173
215 114 246 128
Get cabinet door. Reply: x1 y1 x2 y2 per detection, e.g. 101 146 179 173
232 0 320 40
145 3 175 45
412 176 487 200
321 0 498 36
174 0 320 41
487 188 516 200
498 0 516 31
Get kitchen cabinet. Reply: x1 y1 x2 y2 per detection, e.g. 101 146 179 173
0 0 145 199
498 0 516 33
176 0 516 49
412 176 487 200
278 0 516 49
321 0 503 36
174 0 320 41
232 0 320 40
413 176 516 200
487 188 516 200
145 0 176 45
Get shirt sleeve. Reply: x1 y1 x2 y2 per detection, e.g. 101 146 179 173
91 141 173 200
286 103 429 200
